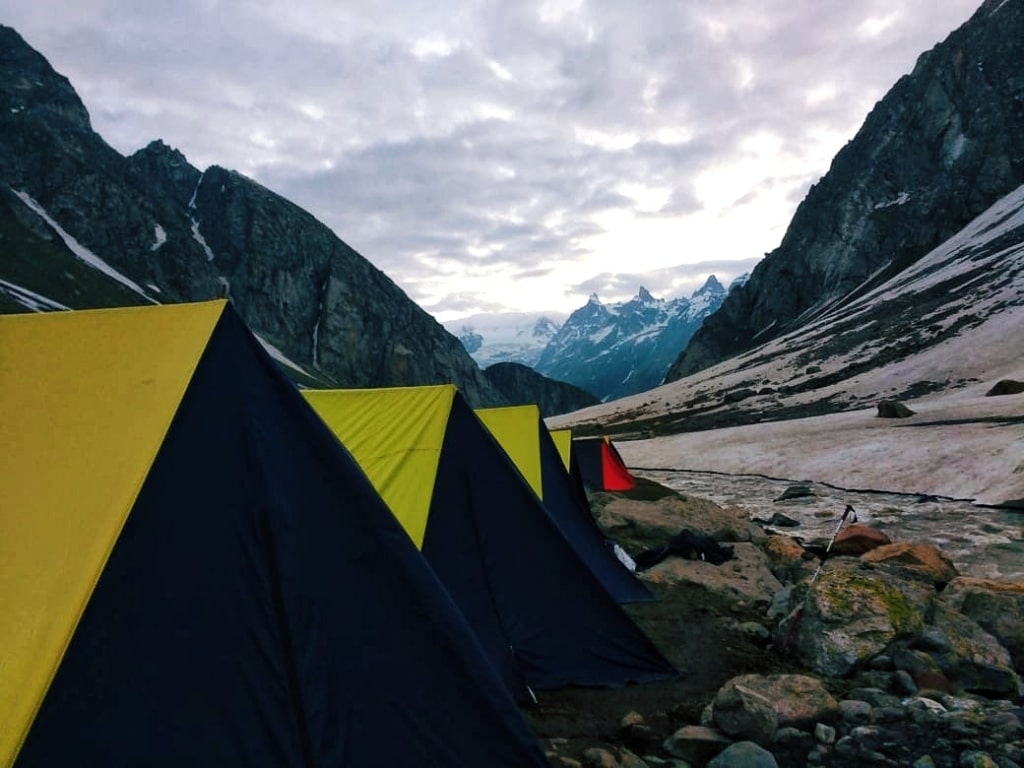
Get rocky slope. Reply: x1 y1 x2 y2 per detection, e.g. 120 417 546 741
482 362 600 418
667 0 1024 381
0 25 506 406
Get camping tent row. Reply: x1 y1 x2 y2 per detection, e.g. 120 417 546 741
0 300 674 768
302 388 675 704
551 433 638 493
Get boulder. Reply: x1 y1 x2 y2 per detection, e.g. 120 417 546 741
640 542 784 608
831 524 892 555
711 678 779 745
876 400 916 418
707 741 779 767
925 601 1024 698
713 674 839 733
662 724 731 764
779 569 927 676
774 485 815 501
985 379 1024 396
597 494 754 549
860 541 958 585
940 577 1024 672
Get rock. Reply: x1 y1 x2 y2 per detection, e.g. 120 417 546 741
838 699 872 725
620 711 645 729
616 748 648 768
712 678 778 745
773 485 815 501
661 724 731 764
761 535 812 583
926 601 1023 698
707 741 779 767
940 577 1024 672
640 542 783 608
712 674 839 745
985 379 1024 396
779 569 927 676
582 747 619 767
762 535 806 563
597 495 752 549
860 541 958 585
876 400 916 418
831 524 892 555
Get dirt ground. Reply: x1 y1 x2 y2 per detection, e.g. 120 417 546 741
522 478 809 764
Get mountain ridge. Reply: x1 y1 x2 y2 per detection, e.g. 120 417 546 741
666 0 1024 380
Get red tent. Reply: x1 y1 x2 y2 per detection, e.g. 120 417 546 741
572 436 636 492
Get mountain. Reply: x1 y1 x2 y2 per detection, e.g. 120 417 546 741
444 311 567 368
481 362 600 418
667 0 1024 381
533 277 730 402
0 25 510 406
550 182 1024 445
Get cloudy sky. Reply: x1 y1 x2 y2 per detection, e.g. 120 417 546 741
5 0 981 321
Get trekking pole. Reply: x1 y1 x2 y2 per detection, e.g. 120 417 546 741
809 504 857 584
780 504 858 654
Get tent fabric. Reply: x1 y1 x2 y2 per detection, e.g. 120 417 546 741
476 405 654 603
573 436 637 492
1 301 546 768
549 427 573 473
304 387 677 702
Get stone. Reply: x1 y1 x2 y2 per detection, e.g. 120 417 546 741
861 541 958 585
831 524 892 555
712 679 778 746
838 699 873 725
661 724 731 764
582 747 618 767
876 400 916 418
782 569 927 676
985 379 1024 396
927 601 1023 698
713 673 839 744
707 741 779 768
940 577 1024 672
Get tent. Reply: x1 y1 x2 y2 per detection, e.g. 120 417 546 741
0 300 546 768
572 435 638 492
475 404 653 603
549 427 574 474
303 386 678 702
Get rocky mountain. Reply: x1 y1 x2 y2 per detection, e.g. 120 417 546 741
667 0 1024 381
445 311 566 368
0 25 511 406
550 181 1024 442
482 362 600 418
534 277 730 402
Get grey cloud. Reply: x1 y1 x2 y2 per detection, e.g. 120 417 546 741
3 0 981 315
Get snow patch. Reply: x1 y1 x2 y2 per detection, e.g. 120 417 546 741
0 279 70 311
13 190 158 303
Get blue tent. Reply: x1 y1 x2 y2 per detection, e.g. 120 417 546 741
1 300 546 768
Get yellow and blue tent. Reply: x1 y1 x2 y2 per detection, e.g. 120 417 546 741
549 427 574 474
0 300 546 768
303 385 677 703
475 404 653 603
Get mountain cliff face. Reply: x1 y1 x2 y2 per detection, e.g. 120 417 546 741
666 0 1024 381
0 26 506 406
535 277 729 402
482 362 600 418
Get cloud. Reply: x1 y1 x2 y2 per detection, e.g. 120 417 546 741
4 0 982 319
